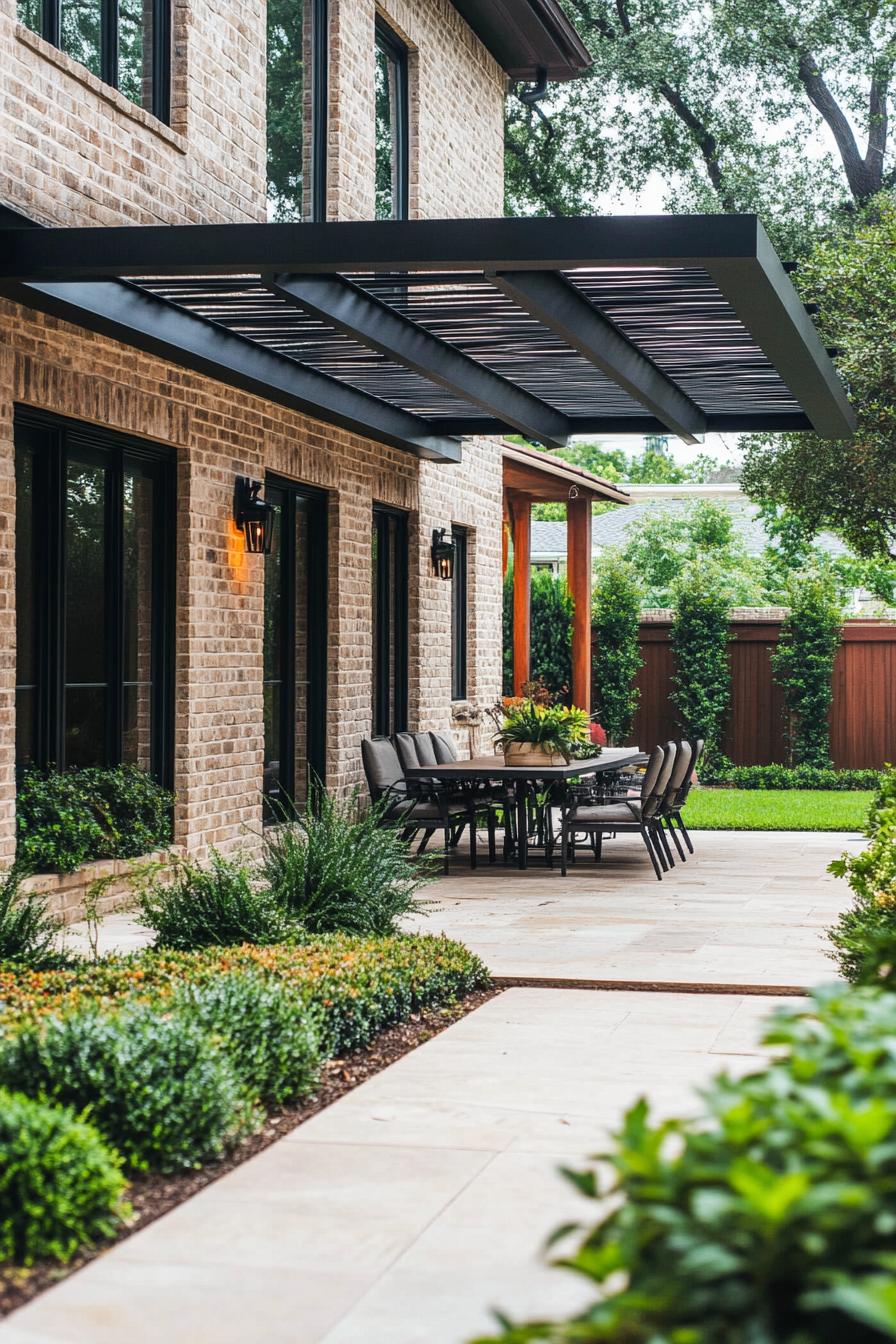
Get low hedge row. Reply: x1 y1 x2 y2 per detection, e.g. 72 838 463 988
705 763 881 791
0 933 489 1264
829 766 896 983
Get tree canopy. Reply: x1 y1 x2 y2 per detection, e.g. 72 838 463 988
740 195 896 560
507 1 896 255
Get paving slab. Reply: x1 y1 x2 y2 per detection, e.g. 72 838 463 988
2 987 798 1344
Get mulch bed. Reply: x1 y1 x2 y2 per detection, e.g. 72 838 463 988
0 985 499 1319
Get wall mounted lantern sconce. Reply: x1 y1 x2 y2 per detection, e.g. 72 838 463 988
431 528 456 581
234 476 275 554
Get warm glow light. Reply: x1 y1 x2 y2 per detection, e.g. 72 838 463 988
431 528 456 581
234 477 274 554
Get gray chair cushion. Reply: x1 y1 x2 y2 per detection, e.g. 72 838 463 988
361 738 406 802
430 731 459 763
394 733 421 775
571 802 641 824
667 740 693 794
413 732 439 767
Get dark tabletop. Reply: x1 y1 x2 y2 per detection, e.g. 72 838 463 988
404 747 645 782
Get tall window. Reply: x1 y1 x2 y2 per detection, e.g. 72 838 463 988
263 479 327 817
374 18 408 220
372 505 408 736
451 526 468 701
15 411 174 782
267 0 328 221
17 0 171 122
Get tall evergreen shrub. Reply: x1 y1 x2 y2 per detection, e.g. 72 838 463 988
771 569 843 768
530 569 573 699
591 555 643 743
670 561 731 773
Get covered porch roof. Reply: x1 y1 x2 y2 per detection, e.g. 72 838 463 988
0 214 856 465
502 442 631 712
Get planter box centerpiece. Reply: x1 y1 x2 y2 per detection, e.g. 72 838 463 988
494 698 591 767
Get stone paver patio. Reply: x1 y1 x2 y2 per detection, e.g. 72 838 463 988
1 828 860 1342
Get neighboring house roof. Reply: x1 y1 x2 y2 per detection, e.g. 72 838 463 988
450 0 593 81
530 495 849 560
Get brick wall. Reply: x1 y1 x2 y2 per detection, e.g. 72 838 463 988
0 0 507 873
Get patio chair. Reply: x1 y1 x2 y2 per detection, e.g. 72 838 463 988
656 740 694 864
394 732 481 870
557 743 676 881
361 736 470 874
665 737 703 855
430 730 459 763
430 729 513 864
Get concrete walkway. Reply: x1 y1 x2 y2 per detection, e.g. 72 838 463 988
2 829 858 1342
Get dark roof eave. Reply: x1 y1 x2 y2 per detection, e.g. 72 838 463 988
450 0 593 82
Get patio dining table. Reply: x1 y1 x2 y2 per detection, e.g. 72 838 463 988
405 747 645 870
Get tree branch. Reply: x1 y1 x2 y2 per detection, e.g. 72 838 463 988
791 43 884 200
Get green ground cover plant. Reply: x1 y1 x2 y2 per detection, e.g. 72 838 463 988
0 868 66 970
138 849 297 950
683 789 872 832
829 768 896 983
475 986 896 1344
0 1090 128 1266
17 766 174 875
261 790 432 936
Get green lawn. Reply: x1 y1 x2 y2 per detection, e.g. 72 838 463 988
682 788 873 832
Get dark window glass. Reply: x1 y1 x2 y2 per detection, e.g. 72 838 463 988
267 0 327 222
372 505 408 736
263 480 327 819
451 526 468 701
14 412 173 782
374 20 408 221
17 0 170 121
15 449 37 767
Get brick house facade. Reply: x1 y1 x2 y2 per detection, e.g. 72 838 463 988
0 0 564 879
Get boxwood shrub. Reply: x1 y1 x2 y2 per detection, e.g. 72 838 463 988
706 763 881 791
0 1089 128 1265
0 1001 256 1172
829 766 896 982
17 765 174 874
475 986 896 1344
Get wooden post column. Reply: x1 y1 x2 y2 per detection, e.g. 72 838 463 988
568 493 592 711
511 496 531 695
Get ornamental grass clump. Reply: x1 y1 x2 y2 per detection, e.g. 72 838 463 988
0 1090 128 1265
138 849 298 950
0 1000 256 1172
474 986 896 1344
0 867 67 970
261 789 432 936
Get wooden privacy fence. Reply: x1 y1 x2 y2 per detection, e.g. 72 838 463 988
592 614 896 769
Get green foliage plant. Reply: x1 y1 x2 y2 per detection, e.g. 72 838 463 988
474 985 896 1344
0 867 66 969
494 700 590 762
829 766 896 983
708 763 880 791
16 765 174 875
261 789 431 937
0 1000 255 1172
771 568 843 767
170 973 320 1108
0 934 491 1059
591 554 642 744
620 500 764 609
529 568 573 697
502 564 514 695
0 1090 128 1265
670 560 732 773
138 849 297 950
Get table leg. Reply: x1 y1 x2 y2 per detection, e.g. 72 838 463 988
515 780 528 870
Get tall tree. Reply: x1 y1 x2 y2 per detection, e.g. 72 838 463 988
507 1 896 254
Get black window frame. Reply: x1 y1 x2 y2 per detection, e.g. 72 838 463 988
14 407 175 787
450 525 468 702
372 503 408 737
374 16 409 221
23 0 171 124
263 475 328 820
266 0 329 222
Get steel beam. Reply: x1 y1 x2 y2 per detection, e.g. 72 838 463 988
489 269 706 445
7 280 462 462
269 272 570 448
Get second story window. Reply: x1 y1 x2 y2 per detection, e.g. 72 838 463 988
17 0 171 123
374 18 408 220
267 0 328 221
